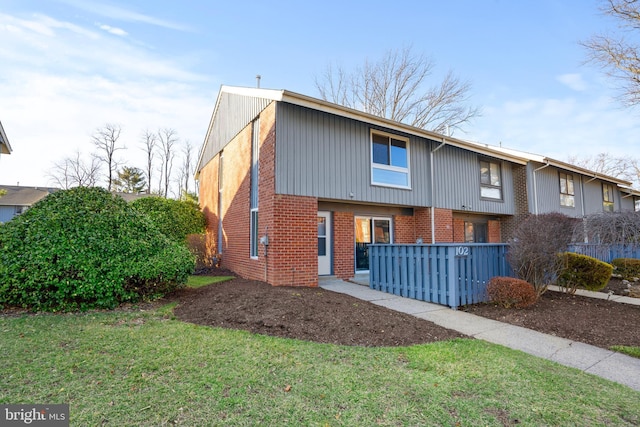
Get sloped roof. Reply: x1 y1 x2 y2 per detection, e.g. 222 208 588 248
463 140 633 187
0 186 58 206
197 85 531 175
0 121 12 155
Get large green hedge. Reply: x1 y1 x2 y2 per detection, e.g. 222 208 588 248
131 196 205 242
0 187 194 311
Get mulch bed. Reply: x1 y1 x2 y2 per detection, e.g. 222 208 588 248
172 277 467 347
463 288 640 350
172 272 640 350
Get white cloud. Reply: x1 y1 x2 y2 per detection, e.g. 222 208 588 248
58 0 191 31
557 73 588 91
0 11 216 189
98 23 128 37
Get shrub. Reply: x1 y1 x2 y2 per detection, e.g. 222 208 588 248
508 213 577 296
0 187 194 311
557 253 613 294
486 277 538 308
131 197 205 242
611 258 640 280
186 233 211 271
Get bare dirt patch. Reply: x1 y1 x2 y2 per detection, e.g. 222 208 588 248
172 276 466 347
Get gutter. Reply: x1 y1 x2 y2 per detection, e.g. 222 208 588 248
430 137 447 244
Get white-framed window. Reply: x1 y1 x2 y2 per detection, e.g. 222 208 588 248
370 130 410 189
603 183 614 212
559 172 575 207
479 159 502 200
250 118 260 258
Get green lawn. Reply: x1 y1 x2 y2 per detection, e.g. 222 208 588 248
186 275 234 288
611 345 640 359
1 307 639 426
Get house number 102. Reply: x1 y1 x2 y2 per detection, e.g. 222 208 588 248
455 246 469 257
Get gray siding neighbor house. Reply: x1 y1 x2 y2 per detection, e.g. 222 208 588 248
0 186 58 223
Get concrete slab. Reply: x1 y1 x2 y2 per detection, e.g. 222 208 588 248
475 324 573 359
416 310 510 336
586 352 640 391
319 280 397 302
547 285 640 305
550 341 616 371
369 296 445 315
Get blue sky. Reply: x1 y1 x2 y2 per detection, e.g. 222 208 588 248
1 0 638 188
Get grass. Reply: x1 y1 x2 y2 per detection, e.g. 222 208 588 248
186 275 234 288
1 307 639 426
611 345 640 359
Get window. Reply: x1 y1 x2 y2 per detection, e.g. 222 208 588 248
603 183 614 212
250 119 260 258
479 159 502 199
559 172 575 207
464 221 488 243
371 131 410 188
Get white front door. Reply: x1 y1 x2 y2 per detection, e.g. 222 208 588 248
318 211 331 275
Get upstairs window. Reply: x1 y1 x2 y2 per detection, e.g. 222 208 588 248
480 159 502 199
603 183 614 212
559 172 575 207
371 131 410 188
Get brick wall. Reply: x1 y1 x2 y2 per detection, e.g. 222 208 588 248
333 211 354 279
488 220 501 243
393 214 415 244
453 217 465 242
434 208 454 242
414 208 431 243
503 164 529 241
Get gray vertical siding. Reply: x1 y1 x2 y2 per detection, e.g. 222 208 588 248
528 162 630 216
275 102 519 214
198 92 272 170
432 145 516 215
275 102 432 206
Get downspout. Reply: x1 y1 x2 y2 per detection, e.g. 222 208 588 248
532 160 550 215
430 137 447 244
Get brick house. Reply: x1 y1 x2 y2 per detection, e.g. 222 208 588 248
196 86 639 286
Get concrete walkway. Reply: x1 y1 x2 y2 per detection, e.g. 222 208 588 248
319 277 640 392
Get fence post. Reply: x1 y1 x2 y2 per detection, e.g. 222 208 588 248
447 246 459 309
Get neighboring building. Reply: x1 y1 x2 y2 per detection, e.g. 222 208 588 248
0 121 12 157
196 85 639 287
0 186 58 223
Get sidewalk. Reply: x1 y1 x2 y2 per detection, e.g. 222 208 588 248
319 277 640 392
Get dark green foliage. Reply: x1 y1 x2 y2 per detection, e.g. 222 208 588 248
611 258 640 280
486 277 538 308
558 253 613 294
0 187 194 311
131 197 205 242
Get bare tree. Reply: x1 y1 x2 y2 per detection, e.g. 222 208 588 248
158 128 178 198
91 124 124 191
584 211 640 244
566 152 639 187
140 129 158 194
48 151 101 189
582 0 640 106
177 140 195 199
508 213 578 296
315 46 480 134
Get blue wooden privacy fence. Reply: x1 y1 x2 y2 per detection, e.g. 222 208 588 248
369 244 513 310
568 244 640 263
